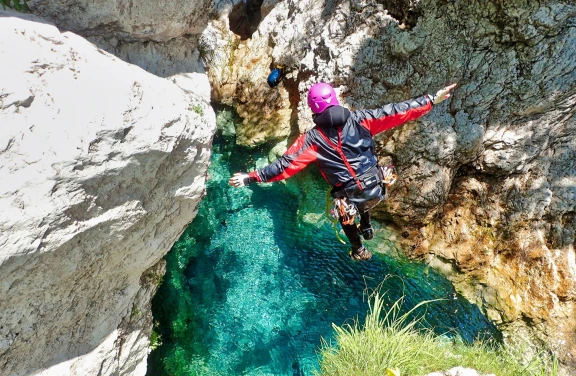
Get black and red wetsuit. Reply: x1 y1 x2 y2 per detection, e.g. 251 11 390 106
247 94 434 250
248 94 433 188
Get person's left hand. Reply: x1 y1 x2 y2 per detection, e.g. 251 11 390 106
229 172 251 187
431 83 457 104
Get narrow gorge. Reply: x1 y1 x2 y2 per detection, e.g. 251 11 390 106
1 0 574 375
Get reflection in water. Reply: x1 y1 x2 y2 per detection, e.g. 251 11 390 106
147 132 499 375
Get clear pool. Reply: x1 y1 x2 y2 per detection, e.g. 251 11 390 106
147 131 499 376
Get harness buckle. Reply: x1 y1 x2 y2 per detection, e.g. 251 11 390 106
379 165 398 186
332 197 357 225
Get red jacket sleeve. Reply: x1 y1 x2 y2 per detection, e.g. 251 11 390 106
355 94 433 136
248 133 318 183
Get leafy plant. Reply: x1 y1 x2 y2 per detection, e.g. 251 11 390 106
1 0 28 12
150 329 162 351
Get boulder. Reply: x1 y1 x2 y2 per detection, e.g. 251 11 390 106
0 10 215 376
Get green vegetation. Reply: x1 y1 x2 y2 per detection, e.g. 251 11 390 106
130 304 141 318
316 291 558 376
189 102 204 116
1 0 28 11
150 328 162 352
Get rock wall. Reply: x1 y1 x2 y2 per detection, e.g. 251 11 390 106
0 10 215 376
26 0 212 42
6 0 574 373
196 0 576 371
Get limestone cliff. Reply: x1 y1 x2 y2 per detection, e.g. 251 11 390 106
7 0 575 373
193 0 575 371
0 10 215 376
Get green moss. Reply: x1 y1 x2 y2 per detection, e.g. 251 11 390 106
189 103 205 116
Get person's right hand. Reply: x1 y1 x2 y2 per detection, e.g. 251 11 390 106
431 83 457 104
229 172 252 188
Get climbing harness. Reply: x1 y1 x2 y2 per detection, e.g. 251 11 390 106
380 164 398 186
324 164 399 244
325 190 357 245
331 197 357 225
325 189 348 244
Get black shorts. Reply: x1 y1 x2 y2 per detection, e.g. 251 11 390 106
347 183 386 213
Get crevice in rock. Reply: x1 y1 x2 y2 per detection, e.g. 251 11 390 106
228 0 265 40
377 0 423 29
1 137 15 154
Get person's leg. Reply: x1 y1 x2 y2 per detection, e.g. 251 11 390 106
339 218 362 249
359 210 374 240
339 216 372 261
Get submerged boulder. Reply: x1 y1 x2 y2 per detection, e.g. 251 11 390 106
0 10 215 376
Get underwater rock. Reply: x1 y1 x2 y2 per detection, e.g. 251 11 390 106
0 10 215 376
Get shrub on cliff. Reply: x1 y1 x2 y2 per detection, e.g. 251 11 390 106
0 0 28 11
316 292 557 376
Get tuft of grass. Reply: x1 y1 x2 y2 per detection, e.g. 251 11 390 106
130 303 141 319
316 291 558 376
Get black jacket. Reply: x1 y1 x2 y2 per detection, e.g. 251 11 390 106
248 95 433 188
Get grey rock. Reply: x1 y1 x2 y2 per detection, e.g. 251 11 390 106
26 0 212 42
0 10 215 376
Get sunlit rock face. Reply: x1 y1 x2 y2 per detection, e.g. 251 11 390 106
25 0 212 80
201 0 576 371
0 11 214 376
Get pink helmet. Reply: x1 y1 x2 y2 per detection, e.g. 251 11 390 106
307 82 339 114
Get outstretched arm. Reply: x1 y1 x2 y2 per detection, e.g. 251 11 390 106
357 83 457 136
228 132 318 187
429 83 457 104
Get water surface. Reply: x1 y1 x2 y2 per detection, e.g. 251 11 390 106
147 130 499 375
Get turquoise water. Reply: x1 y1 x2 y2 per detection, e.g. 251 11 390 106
147 129 500 376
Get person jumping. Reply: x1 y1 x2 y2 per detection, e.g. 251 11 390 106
229 82 457 261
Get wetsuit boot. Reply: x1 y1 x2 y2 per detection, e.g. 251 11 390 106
350 245 373 261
